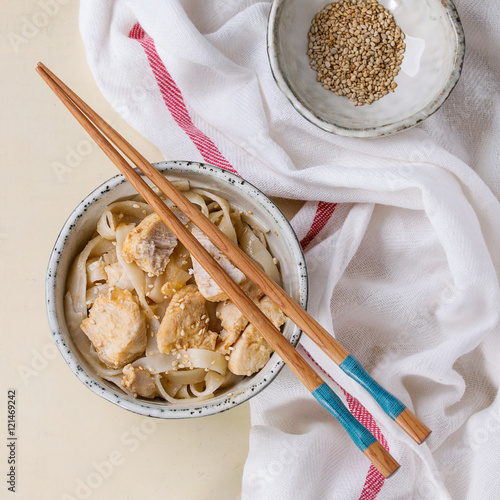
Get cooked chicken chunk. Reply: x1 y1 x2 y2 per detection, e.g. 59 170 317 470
258 296 286 329
228 296 286 376
80 288 147 369
191 226 246 302
121 364 158 399
157 285 218 353
122 213 177 276
215 282 264 353
215 329 236 354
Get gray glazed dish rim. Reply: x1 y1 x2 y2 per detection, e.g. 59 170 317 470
267 0 466 138
46 161 308 418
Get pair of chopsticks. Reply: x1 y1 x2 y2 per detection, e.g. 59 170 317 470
37 62 430 477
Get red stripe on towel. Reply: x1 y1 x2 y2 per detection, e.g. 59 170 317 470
300 347 386 500
344 393 386 500
128 23 238 175
128 22 145 40
300 201 337 250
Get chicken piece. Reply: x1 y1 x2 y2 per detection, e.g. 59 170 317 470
258 296 287 329
121 364 158 399
228 297 286 376
80 288 147 369
191 226 246 302
157 285 218 353
122 213 177 276
215 282 264 353
215 329 234 354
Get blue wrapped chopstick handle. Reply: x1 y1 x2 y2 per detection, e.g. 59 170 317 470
312 383 376 452
312 382 400 477
340 355 406 420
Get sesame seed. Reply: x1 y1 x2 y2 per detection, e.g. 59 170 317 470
307 0 405 106
132 204 140 208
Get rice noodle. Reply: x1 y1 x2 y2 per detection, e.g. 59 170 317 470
241 210 271 234
237 222 281 284
97 201 153 240
190 371 225 397
192 188 237 245
153 375 214 404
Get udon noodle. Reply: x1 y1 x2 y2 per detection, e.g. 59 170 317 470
64 181 285 403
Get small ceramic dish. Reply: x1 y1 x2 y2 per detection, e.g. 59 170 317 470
267 0 465 138
46 161 308 418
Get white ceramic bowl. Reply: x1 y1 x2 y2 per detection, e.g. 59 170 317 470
46 161 307 418
268 0 465 138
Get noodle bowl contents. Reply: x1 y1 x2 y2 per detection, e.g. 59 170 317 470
64 181 286 403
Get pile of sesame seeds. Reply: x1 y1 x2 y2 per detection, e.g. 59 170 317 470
307 0 405 106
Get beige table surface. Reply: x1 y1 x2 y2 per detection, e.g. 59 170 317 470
0 3 302 499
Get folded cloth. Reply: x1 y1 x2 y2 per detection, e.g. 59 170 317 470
80 1 500 498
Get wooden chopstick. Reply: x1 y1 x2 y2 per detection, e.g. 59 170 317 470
36 63 430 446
37 62 403 476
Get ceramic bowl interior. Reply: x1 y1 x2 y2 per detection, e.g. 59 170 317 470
268 0 465 137
46 161 307 418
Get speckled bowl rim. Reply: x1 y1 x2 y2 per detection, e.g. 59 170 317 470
267 0 466 138
46 161 308 419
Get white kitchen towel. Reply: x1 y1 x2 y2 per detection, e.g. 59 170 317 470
79 1 500 499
